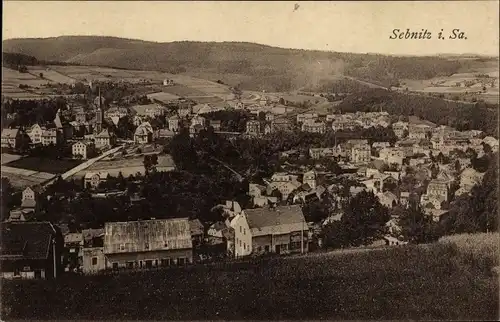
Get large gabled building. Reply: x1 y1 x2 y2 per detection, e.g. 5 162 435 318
103 218 193 270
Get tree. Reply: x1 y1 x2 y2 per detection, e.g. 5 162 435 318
398 200 439 243
454 159 461 173
143 154 158 175
302 197 332 223
169 128 199 172
338 190 390 247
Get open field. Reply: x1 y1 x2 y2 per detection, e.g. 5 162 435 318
2 240 497 320
161 84 210 97
4 157 82 174
399 66 499 104
29 67 77 84
146 91 180 103
72 154 175 178
0 153 23 165
1 165 57 189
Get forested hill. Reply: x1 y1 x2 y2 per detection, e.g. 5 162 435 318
2 52 39 68
2 36 490 91
338 89 499 136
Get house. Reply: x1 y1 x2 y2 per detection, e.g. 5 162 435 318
459 167 484 189
84 172 110 189
293 186 326 204
243 205 308 255
297 113 318 124
208 120 222 131
376 191 398 208
103 218 193 270
163 79 175 86
399 191 411 207
64 232 84 270
168 115 180 132
271 172 296 182
82 247 106 274
483 136 499 152
41 128 61 146
372 141 391 149
267 180 302 201
332 120 358 131
0 221 63 279
249 183 267 198
134 122 154 144
351 145 371 164
303 170 317 190
178 106 192 118
309 147 343 159
81 227 105 274
228 213 252 258
21 186 43 210
131 103 166 119
391 121 408 138
189 219 204 247
72 141 96 160
220 200 243 218
1 128 27 149
94 129 116 149
26 124 43 145
190 115 206 128
105 106 129 119
426 179 449 202
409 123 433 140
246 120 261 136
270 118 292 132
301 121 326 134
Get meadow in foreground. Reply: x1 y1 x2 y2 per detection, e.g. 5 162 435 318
2 235 498 320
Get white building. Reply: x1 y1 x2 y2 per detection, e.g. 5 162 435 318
72 141 96 160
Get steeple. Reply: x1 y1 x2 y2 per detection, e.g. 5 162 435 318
95 86 103 133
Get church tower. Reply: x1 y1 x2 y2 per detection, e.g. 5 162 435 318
95 87 103 133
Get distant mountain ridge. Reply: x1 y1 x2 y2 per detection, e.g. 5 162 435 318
2 36 494 91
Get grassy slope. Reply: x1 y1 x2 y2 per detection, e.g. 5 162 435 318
2 239 498 320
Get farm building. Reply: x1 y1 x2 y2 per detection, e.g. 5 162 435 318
103 218 193 270
0 221 63 279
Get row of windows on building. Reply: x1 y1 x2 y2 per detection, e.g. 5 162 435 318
91 257 189 269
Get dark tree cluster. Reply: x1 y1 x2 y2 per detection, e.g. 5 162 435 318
2 98 67 128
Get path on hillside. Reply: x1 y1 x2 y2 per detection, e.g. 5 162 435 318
210 156 244 182
42 145 124 187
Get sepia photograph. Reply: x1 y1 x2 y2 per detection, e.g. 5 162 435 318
1 1 499 320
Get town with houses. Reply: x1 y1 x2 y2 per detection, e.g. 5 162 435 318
1 73 498 280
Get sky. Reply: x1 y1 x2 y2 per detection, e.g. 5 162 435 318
3 1 499 56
